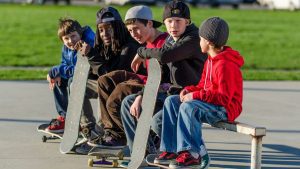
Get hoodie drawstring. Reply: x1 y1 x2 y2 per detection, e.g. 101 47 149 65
204 59 212 91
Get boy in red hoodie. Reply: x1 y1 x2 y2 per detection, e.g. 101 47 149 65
154 17 244 169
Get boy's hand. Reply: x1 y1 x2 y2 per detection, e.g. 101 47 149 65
181 93 193 102
130 95 143 119
75 40 90 57
179 89 188 102
131 54 145 73
46 74 61 90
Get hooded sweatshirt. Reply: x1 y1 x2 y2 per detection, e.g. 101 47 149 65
49 26 95 79
184 46 244 122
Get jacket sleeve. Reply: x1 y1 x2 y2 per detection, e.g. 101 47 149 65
49 47 75 79
137 35 199 64
86 47 109 76
192 61 238 107
184 60 207 92
58 55 75 79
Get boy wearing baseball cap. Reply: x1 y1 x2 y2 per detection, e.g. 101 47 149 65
156 17 244 169
120 0 207 166
86 5 169 149
74 6 143 154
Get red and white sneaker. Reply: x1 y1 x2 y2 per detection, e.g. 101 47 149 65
154 151 177 165
46 116 65 133
169 151 201 169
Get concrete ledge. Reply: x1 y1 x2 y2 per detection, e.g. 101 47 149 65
212 121 266 136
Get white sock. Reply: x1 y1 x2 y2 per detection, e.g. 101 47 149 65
199 145 208 157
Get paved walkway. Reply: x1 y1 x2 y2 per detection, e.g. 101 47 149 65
0 81 299 169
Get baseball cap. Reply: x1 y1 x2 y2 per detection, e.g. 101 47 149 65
96 6 122 24
163 0 190 21
125 5 162 28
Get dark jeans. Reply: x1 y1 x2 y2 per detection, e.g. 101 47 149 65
97 70 144 139
81 79 98 125
53 78 70 118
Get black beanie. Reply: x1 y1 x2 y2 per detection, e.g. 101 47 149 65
163 0 190 21
199 17 229 47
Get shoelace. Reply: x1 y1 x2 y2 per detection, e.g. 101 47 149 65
176 151 191 163
49 119 60 126
159 151 169 158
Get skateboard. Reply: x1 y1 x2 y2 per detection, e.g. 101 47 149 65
128 58 162 169
87 146 125 167
60 55 90 154
146 154 169 169
37 123 63 142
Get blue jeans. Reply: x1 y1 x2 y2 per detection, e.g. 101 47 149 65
120 92 167 153
53 78 71 118
160 95 227 153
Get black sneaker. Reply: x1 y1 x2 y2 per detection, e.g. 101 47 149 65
169 151 200 169
87 133 125 149
200 153 210 169
154 151 177 165
75 143 93 155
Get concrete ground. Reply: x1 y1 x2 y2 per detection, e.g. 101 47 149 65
0 81 299 169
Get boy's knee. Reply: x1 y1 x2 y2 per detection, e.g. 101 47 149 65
164 95 179 105
179 102 193 112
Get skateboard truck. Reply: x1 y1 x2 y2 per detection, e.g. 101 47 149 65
87 147 125 167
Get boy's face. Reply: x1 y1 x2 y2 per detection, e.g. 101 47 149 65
62 31 81 50
164 17 189 40
98 22 113 46
126 21 152 44
200 36 209 53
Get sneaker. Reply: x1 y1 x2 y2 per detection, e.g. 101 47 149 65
46 116 65 133
154 151 177 165
169 151 200 169
200 153 210 169
120 161 130 168
75 143 93 155
88 133 125 149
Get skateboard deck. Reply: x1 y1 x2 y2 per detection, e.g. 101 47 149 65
60 55 90 154
88 146 125 167
146 154 169 169
37 123 63 142
128 59 162 169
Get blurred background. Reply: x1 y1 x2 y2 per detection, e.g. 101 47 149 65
0 0 300 81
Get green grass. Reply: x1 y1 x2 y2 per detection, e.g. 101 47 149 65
0 69 48 80
1 4 300 80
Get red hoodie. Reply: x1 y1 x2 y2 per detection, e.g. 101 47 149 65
184 46 244 122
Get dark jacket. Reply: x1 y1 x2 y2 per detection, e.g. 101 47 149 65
86 38 144 79
137 23 207 88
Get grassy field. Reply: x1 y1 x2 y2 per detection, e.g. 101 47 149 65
0 4 300 80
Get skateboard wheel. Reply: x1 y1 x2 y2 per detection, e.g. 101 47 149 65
88 159 94 167
82 127 89 135
112 160 118 167
42 136 47 142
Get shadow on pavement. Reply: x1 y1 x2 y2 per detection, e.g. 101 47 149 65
0 118 49 124
208 144 300 168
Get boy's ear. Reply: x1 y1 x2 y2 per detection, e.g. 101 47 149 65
147 20 153 28
185 19 191 25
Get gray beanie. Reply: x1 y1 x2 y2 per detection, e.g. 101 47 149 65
199 17 229 47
